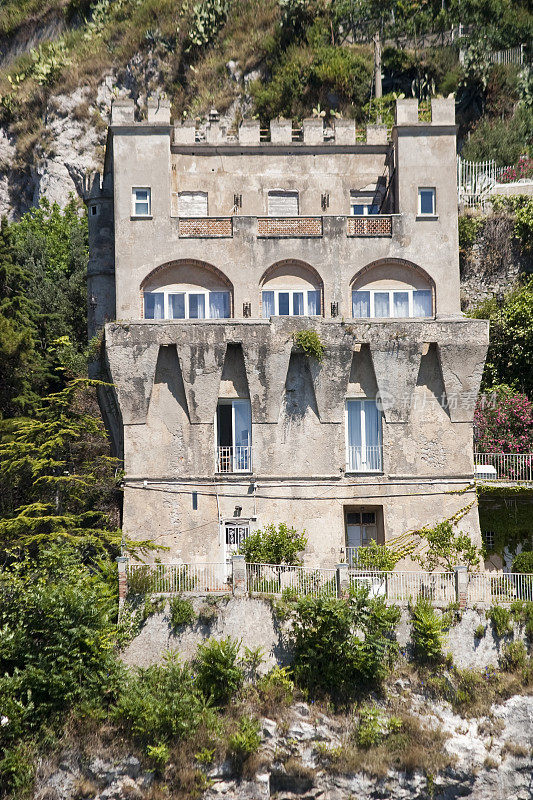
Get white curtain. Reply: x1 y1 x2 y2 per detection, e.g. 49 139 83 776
262 291 275 317
168 293 185 319
307 290 320 315
364 401 382 470
209 291 230 319
144 292 164 319
413 290 432 317
352 291 370 318
189 294 205 319
293 292 304 315
347 401 362 471
392 291 409 317
374 292 390 318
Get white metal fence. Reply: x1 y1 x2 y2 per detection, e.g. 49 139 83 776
127 562 230 593
468 572 533 604
246 562 337 598
126 562 533 605
457 156 498 207
474 452 533 483
488 44 527 66
215 445 252 473
346 445 383 473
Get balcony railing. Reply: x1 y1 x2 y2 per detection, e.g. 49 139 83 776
257 217 323 237
347 216 392 237
346 445 383 473
216 445 253 473
178 217 233 237
474 452 533 483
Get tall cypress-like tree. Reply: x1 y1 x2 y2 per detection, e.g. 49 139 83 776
0 216 45 419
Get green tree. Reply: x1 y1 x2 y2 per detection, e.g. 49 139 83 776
290 588 400 697
469 278 533 396
0 379 151 559
11 196 89 391
239 522 307 565
0 216 45 418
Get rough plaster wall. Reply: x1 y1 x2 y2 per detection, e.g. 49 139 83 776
121 599 527 672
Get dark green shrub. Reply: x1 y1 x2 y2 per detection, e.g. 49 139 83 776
488 606 512 637
512 551 533 573
239 522 307 565
142 595 165 622
290 589 400 698
169 595 196 629
411 597 445 664
113 651 208 746
227 716 261 762
293 329 325 362
354 705 383 748
128 567 156 595
195 637 244 704
500 640 528 672
474 624 486 639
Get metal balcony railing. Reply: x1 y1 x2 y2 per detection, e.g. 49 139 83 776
474 452 533 483
346 445 383 473
216 445 253 473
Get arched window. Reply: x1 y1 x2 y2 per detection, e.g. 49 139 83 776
141 260 232 320
351 260 434 319
260 260 323 318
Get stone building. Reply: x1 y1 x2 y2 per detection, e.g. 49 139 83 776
85 97 489 568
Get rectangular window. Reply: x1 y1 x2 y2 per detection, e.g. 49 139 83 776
144 292 164 319
350 193 381 215
278 292 290 316
418 187 436 216
216 399 252 473
374 292 390 318
262 291 275 317
352 290 371 318
307 290 320 316
267 190 299 216
413 290 432 317
209 291 230 319
168 293 186 319
392 291 409 317
293 292 305 315
133 187 151 217
188 293 206 319
346 399 382 472
345 509 380 566
177 191 208 217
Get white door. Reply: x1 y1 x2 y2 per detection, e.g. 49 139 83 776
232 400 252 472
224 521 250 565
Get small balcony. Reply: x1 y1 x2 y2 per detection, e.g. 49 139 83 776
474 452 533 484
257 217 323 237
346 215 392 237
216 445 253 474
346 445 383 473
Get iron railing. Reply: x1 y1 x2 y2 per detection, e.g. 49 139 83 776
468 572 533 604
127 562 230 594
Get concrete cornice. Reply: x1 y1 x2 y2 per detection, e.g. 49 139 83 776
170 143 392 156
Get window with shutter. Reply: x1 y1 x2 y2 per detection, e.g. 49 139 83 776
267 190 299 216
178 191 208 217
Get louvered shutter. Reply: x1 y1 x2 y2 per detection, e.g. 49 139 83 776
267 190 299 216
178 191 208 217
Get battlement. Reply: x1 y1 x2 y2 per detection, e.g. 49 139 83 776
109 97 456 147
82 170 113 201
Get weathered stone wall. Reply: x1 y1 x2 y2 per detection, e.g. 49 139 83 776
121 596 529 672
105 317 487 564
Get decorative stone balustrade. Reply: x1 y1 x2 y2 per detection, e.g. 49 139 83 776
347 216 392 237
256 217 323 238
178 217 233 238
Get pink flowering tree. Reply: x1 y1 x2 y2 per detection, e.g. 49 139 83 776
498 156 533 185
474 390 533 453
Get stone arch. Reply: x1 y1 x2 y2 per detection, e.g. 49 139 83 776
350 258 436 316
140 259 234 318
259 259 324 317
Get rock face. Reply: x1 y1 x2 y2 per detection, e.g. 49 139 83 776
35 695 533 800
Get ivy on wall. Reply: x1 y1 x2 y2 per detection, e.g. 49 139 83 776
478 485 533 556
